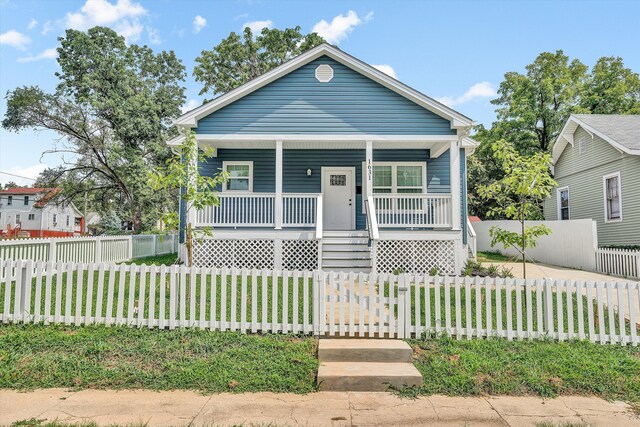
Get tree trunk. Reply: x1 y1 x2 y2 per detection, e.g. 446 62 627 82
186 222 193 267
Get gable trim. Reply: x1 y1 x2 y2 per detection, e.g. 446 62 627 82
175 44 473 130
553 115 640 163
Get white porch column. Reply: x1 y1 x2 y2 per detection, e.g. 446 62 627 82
365 141 373 199
449 140 461 230
186 129 198 230
275 140 283 229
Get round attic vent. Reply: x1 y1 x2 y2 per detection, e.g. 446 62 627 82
315 64 334 82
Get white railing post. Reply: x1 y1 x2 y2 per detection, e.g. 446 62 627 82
449 139 461 231
94 237 102 263
275 140 283 229
48 239 57 263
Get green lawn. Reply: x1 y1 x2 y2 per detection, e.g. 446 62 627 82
127 253 179 266
407 336 640 403
0 324 317 393
477 251 515 263
2 324 639 407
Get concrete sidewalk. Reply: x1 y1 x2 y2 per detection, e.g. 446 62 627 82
1 389 637 427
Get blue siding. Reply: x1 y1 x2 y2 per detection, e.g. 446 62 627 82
195 56 455 135
197 148 451 230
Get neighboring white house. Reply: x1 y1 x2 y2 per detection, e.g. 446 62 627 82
0 188 84 238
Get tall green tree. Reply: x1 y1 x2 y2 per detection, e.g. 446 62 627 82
579 56 640 114
3 27 186 232
194 26 325 97
491 50 588 153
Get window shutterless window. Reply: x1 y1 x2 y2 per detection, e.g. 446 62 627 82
366 162 426 194
24 196 29 205
603 172 622 222
52 214 57 224
7 196 12 206
223 161 253 192
28 213 35 221
557 187 569 220
15 214 21 224
66 215 70 226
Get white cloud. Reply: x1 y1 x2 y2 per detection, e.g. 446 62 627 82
436 82 497 107
193 15 206 33
146 26 160 44
17 47 57 63
41 20 53 35
64 0 149 43
372 64 397 79
3 164 47 186
0 29 31 50
312 10 371 44
181 99 200 114
27 18 38 30
242 19 273 34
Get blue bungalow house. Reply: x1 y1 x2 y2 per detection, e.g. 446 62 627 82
168 44 477 274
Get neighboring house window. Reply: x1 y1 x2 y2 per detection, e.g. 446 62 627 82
603 172 622 222
24 196 29 205
557 187 570 220
52 214 57 224
66 215 70 226
223 161 253 192
15 214 21 224
28 213 35 221
7 196 12 206
578 137 587 155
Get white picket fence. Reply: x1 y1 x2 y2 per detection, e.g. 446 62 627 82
1 259 638 345
596 248 640 279
0 234 178 264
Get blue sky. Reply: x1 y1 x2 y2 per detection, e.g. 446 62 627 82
1 0 639 186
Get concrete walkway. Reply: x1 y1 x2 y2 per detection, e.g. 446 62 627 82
1 389 638 427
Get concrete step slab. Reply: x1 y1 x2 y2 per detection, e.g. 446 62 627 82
318 339 413 363
318 362 423 391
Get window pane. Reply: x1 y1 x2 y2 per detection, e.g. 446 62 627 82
398 188 422 194
226 164 249 177
560 190 569 208
373 188 392 193
227 178 249 191
397 166 422 187
373 166 392 187
561 207 569 220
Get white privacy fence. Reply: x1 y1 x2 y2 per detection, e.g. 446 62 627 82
474 219 599 271
0 234 178 264
1 259 638 346
596 248 640 280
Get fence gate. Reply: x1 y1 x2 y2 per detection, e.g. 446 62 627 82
315 271 411 338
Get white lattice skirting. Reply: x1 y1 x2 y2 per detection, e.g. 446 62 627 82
192 239 275 269
282 239 319 271
375 239 457 275
191 238 319 270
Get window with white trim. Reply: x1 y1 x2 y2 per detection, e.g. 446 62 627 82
24 196 29 205
66 215 70 226
28 213 35 221
604 172 622 222
366 162 426 194
7 196 12 206
52 214 57 224
15 214 21 225
223 161 253 192
557 187 569 220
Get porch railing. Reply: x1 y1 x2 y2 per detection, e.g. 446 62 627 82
195 193 321 228
373 194 452 228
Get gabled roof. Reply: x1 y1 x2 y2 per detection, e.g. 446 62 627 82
553 114 640 162
173 43 474 131
0 187 53 195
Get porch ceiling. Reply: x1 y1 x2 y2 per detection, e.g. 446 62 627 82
195 134 456 152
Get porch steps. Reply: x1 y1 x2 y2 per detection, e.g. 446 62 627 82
317 339 423 391
321 231 372 273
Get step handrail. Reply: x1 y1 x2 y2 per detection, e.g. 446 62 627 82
365 195 379 241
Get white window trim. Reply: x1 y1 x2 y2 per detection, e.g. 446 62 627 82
222 161 254 192
556 186 570 220
361 161 427 209
603 171 622 223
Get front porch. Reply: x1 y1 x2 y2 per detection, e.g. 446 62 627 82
180 135 472 274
